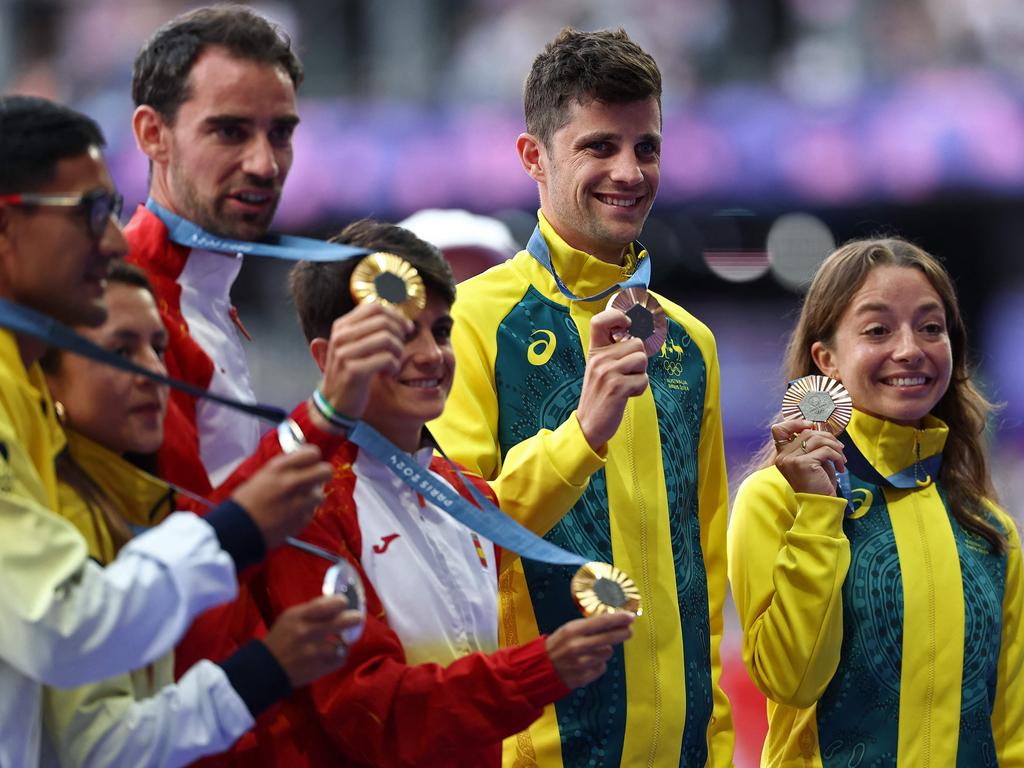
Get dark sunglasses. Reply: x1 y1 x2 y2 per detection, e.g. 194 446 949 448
0 189 124 238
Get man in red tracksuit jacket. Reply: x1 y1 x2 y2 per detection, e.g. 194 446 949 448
124 7 358 764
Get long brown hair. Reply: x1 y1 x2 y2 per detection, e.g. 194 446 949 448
755 237 1006 552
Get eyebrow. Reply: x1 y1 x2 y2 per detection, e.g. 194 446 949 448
574 130 662 148
853 300 944 316
109 328 168 342
203 114 300 128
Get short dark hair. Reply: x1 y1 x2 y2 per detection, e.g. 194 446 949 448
290 219 456 343
132 4 304 122
0 95 105 196
524 27 662 145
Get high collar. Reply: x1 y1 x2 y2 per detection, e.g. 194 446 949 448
516 210 646 312
63 430 174 527
127 205 243 298
846 408 948 480
0 328 65 456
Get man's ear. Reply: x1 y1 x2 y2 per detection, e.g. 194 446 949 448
310 337 328 373
516 132 545 183
132 105 171 164
810 340 839 379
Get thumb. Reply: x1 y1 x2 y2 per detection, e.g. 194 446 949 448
589 309 631 350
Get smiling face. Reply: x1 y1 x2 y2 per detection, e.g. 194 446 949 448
364 291 454 451
523 97 661 265
811 265 953 426
142 46 298 240
0 146 127 328
47 282 169 455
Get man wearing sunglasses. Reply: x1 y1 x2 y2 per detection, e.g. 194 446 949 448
0 95 357 767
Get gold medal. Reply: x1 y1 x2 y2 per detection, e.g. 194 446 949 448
606 288 667 357
350 252 427 320
782 375 853 435
571 561 642 617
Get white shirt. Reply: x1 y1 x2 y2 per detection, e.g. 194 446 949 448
176 249 260 487
353 448 499 666
0 513 238 768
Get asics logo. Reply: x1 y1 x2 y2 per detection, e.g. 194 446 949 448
527 329 557 366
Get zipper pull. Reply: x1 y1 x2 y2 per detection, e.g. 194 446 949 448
228 305 253 342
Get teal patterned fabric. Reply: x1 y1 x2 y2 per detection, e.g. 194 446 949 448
492 287 713 766
817 475 1007 766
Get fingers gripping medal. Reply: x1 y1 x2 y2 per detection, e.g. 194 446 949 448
278 419 367 650
350 252 427 320
782 375 853 435
571 562 642 617
606 287 667 357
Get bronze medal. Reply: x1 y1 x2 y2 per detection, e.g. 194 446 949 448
606 287 667 357
571 561 642 617
782 375 853 435
350 252 427 321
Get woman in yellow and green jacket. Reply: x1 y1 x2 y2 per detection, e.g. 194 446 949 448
729 238 1024 766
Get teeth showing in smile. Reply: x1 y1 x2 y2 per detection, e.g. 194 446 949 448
884 376 927 387
403 378 441 389
235 193 269 203
596 195 639 208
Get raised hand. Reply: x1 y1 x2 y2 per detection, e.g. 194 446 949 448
770 418 847 497
316 302 414 421
545 612 635 690
576 309 650 450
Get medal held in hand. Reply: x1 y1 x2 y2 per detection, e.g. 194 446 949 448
323 558 367 646
350 252 426 320
606 287 667 357
571 562 642 617
782 375 853 435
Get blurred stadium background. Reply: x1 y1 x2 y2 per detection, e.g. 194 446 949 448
4 1 1023 763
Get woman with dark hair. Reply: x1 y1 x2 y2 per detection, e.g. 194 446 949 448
39 262 356 767
729 238 1024 766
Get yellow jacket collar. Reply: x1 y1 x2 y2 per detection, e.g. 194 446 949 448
846 408 948 480
518 211 647 311
63 430 174 529
0 328 65 456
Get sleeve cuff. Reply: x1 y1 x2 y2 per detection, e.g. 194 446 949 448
217 639 292 718
499 635 571 707
292 399 348 454
792 493 849 538
205 500 266 573
545 412 606 487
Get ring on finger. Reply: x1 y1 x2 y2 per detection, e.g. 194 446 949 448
800 438 809 453
773 439 788 451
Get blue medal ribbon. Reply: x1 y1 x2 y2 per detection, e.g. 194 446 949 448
526 224 651 302
145 198 370 263
0 299 286 424
347 421 588 568
0 299 589 568
837 431 944 512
